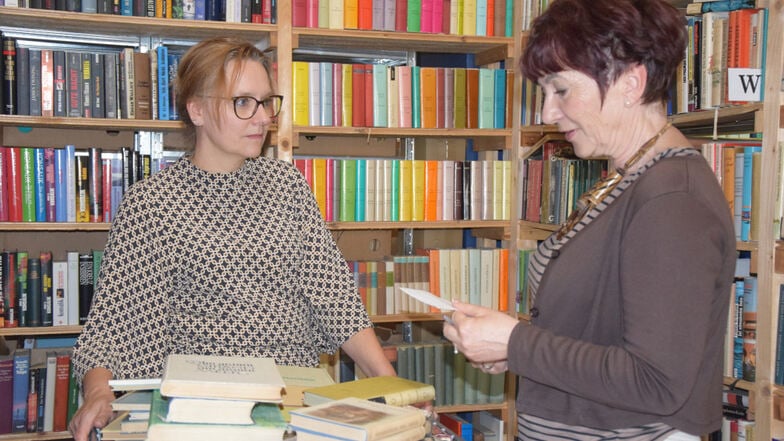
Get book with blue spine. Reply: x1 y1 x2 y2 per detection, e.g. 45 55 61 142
54 148 67 222
34 148 46 222
740 146 760 241
65 145 77 222
11 349 30 433
493 69 506 129
157 45 170 121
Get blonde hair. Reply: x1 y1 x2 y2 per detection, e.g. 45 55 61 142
174 37 275 150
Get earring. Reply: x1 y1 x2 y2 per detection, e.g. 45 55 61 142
624 98 631 107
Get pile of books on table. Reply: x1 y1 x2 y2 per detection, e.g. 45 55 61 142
103 354 287 441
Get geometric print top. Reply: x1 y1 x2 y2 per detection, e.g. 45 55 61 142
71 156 372 383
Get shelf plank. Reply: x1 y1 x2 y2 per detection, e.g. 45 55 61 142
296 126 511 139
434 402 507 413
0 7 276 42
0 222 110 232
668 104 762 136
0 325 82 336
326 220 511 230
293 28 512 55
0 432 73 440
0 115 183 131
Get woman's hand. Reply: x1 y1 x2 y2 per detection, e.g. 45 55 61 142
69 367 115 441
442 300 518 366
68 391 115 441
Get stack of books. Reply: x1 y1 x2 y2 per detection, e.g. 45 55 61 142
145 354 288 441
289 397 428 441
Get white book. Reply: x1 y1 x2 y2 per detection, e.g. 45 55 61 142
65 145 76 222
308 62 321 126
441 160 455 221
366 159 377 222
52 261 68 326
43 352 57 431
319 62 333 126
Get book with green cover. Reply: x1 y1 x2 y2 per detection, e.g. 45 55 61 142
146 390 287 441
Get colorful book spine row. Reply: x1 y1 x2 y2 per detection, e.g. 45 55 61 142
292 0 514 37
1 0 276 23
348 247 509 316
676 7 766 114
519 141 608 226
1 37 183 122
393 341 505 407
292 62 513 130
699 141 762 242
0 142 182 223
1 249 102 328
0 348 80 435
294 158 512 223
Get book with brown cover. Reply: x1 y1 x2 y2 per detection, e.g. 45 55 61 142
277 364 335 407
302 375 435 407
465 68 479 129
133 52 151 120
159 353 284 402
290 396 426 441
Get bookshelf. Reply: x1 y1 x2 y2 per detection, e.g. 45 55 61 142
0 3 523 441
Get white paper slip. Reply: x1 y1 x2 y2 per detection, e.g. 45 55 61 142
400 287 455 311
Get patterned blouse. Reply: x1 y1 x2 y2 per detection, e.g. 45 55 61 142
72 156 372 382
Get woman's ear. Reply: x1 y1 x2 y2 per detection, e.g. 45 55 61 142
187 99 204 126
622 64 648 106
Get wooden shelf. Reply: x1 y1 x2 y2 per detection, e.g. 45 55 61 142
0 115 183 131
293 27 512 59
434 402 507 414
296 126 511 139
326 220 511 230
668 104 762 136
0 432 72 440
0 223 111 232
0 325 83 336
0 6 276 42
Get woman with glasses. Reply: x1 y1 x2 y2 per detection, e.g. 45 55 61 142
68 37 396 441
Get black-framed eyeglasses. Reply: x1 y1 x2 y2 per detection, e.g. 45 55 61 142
206 95 284 120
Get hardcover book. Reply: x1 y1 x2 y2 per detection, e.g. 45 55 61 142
302 375 435 407
147 390 286 441
290 396 426 441
277 359 335 407
159 353 284 402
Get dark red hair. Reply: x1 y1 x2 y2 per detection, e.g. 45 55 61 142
519 0 686 104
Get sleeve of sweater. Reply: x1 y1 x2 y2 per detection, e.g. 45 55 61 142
290 169 373 353
506 167 732 415
71 182 169 383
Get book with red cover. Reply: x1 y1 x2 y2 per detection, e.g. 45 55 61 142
465 68 479 129
395 0 407 32
52 352 71 432
363 64 374 128
2 148 23 223
351 64 366 127
292 0 307 26
358 0 372 29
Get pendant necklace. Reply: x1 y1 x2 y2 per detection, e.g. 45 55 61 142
555 122 672 240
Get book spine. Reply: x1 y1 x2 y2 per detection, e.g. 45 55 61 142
3 37 17 115
26 257 41 327
2 251 17 328
88 147 103 222
75 154 90 223
18 47 31 116
53 50 67 117
40 251 53 326
20 148 36 222
11 350 30 432
77 253 93 324
34 148 47 222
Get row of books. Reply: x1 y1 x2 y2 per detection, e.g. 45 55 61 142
3 0 276 22
348 248 509 316
0 143 182 224
519 142 608 226
700 141 763 242
1 249 102 328
0 348 78 435
292 0 515 37
294 158 512 223
2 37 183 122
392 341 505 407
292 62 513 130
678 7 767 114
